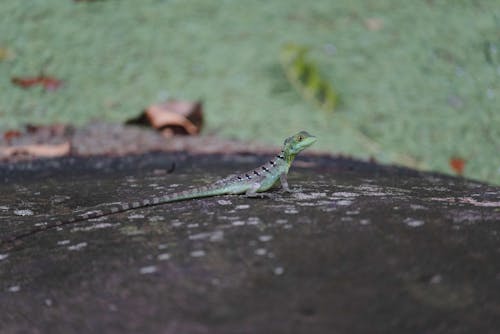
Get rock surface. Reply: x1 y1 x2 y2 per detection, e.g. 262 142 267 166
0 153 499 334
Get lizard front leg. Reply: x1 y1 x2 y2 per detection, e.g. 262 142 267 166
280 173 292 192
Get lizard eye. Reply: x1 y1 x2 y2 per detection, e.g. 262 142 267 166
297 135 303 141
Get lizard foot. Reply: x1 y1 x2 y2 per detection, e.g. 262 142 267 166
245 192 278 200
280 186 303 194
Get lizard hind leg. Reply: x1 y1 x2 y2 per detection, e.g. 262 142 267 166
245 182 276 199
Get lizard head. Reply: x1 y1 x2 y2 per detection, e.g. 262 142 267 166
283 131 317 155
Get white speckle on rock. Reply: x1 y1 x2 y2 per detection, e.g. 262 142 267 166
189 230 224 242
171 220 183 227
8 285 20 292
297 202 319 207
293 192 327 200
44 299 53 307
236 204 250 210
430 274 442 284
187 223 199 228
157 244 168 250
331 192 359 198
128 214 145 219
218 215 240 221
139 265 157 274
71 223 113 232
0 254 8 261
274 267 285 275
321 207 336 213
83 210 103 217
336 200 353 206
255 248 267 256
276 219 288 225
247 217 261 225
369 192 389 197
210 230 224 242
190 250 206 258
232 220 245 226
404 218 425 227
14 209 34 216
360 219 370 225
259 235 273 242
218 200 232 206
157 253 171 261
0 206 8 210
284 208 299 214
88 216 108 222
68 242 87 251
57 240 71 246
189 232 211 240
120 226 144 236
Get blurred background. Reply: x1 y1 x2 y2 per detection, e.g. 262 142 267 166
0 0 499 184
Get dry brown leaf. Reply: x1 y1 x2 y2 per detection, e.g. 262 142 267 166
146 105 198 135
127 100 203 137
11 75 63 91
3 130 22 144
449 157 466 176
0 142 70 158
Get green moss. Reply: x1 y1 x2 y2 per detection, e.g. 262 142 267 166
1 0 499 184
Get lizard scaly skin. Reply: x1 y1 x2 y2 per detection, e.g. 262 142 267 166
7 131 316 242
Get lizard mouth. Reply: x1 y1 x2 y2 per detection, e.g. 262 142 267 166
302 136 317 147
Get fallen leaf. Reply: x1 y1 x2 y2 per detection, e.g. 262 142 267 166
127 100 203 137
449 157 466 175
3 130 22 144
0 142 71 158
11 75 63 91
364 18 384 31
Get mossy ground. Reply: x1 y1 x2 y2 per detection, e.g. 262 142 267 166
1 0 499 184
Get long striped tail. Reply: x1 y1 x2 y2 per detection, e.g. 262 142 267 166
1 185 228 247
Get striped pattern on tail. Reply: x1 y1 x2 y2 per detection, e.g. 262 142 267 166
1 183 230 245
54 184 229 226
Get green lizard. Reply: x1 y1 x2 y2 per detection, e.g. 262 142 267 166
7 131 316 242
